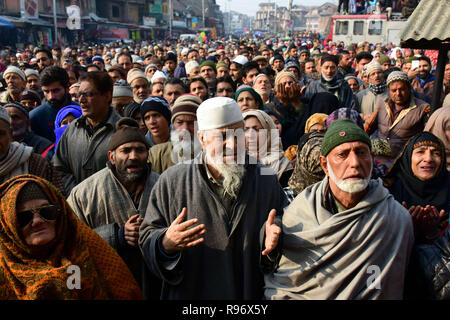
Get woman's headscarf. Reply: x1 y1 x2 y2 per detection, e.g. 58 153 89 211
54 105 82 148
424 106 450 171
234 86 264 109
0 174 142 300
243 110 292 180
288 131 325 195
387 132 450 213
304 113 328 133
390 47 403 60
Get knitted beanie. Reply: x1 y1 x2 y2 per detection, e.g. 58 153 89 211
4 102 29 119
4 66 26 81
0 107 10 125
200 60 216 73
140 96 171 123
171 94 201 123
127 68 147 85
365 60 382 76
108 117 149 151
321 118 371 156
378 54 391 66
113 79 133 98
216 61 228 70
386 71 409 87
185 61 200 75
274 70 296 87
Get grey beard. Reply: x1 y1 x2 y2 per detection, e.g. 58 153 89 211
170 130 202 163
215 163 245 200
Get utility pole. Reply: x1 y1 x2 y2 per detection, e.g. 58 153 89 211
169 0 173 38
202 0 205 28
52 0 58 44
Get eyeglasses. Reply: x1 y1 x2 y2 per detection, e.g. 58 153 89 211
17 205 58 227
77 91 97 98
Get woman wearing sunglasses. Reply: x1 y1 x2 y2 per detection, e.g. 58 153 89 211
0 174 142 300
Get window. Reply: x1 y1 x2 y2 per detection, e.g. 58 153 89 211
112 5 120 18
335 21 348 35
368 20 383 35
353 21 364 35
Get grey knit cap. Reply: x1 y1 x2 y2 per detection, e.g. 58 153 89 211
0 107 11 125
113 79 133 98
386 71 409 87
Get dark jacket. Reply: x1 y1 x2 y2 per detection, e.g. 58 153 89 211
52 107 121 194
29 95 78 142
405 231 450 300
22 131 53 155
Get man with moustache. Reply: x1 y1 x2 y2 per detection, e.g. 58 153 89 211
53 71 120 194
127 68 150 105
0 66 27 104
29 66 77 142
264 119 414 299
147 94 202 174
67 118 161 300
139 97 289 299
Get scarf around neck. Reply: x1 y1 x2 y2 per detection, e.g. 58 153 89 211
0 142 33 178
320 75 344 92
368 83 387 95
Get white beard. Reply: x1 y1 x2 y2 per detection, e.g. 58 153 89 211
214 163 246 200
170 129 202 163
327 158 371 194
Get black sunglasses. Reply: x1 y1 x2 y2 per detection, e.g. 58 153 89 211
17 205 58 228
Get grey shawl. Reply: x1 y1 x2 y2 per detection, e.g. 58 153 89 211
264 177 414 300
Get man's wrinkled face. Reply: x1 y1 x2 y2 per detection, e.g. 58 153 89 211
26 75 40 91
188 51 200 63
173 114 196 138
42 82 67 108
320 141 372 194
163 84 184 106
368 70 384 85
5 73 25 94
253 75 271 96
200 66 216 83
389 81 410 106
5 107 28 140
117 55 132 73
198 121 245 164
418 60 431 79
109 142 148 182
131 78 149 104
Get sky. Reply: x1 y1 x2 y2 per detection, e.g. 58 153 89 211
215 0 338 17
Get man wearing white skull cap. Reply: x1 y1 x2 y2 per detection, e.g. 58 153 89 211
139 97 289 299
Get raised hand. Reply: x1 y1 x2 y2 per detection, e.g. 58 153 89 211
124 214 143 247
262 209 281 256
162 208 206 254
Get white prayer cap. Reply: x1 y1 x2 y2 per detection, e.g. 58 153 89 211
232 55 248 66
151 70 167 83
197 97 243 131
181 47 189 55
185 60 200 75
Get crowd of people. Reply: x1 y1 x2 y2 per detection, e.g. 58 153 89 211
0 32 449 300
337 0 420 18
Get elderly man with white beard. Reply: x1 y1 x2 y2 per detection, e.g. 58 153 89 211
139 97 289 299
264 118 414 300
147 94 203 174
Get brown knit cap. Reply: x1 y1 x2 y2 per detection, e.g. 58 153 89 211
170 94 201 123
17 182 49 203
108 117 149 151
